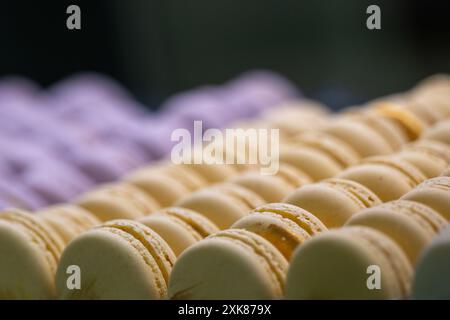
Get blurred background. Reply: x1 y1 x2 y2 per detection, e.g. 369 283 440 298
1 0 450 109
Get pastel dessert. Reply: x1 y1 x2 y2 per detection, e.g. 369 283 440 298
337 157 426 202
229 164 312 203
125 169 191 208
421 119 450 145
395 149 448 179
0 209 64 299
322 119 394 157
291 131 360 168
139 207 219 256
401 176 450 220
76 183 159 221
38 204 101 245
343 111 408 151
408 139 450 163
56 220 176 299
232 203 327 259
285 226 412 299
175 183 264 229
412 224 450 299
284 178 381 228
168 229 288 300
279 146 342 181
346 200 446 264
372 101 426 140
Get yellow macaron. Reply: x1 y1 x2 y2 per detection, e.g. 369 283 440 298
232 203 327 259
284 178 381 228
56 219 176 299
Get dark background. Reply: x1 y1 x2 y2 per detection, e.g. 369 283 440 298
1 0 449 109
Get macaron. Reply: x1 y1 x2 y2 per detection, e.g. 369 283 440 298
421 119 450 145
56 219 176 299
372 101 426 140
229 164 312 203
343 111 408 151
0 209 63 299
346 200 446 264
139 207 219 256
284 178 381 228
180 162 237 183
168 229 288 299
322 119 394 157
401 176 450 220
285 226 412 299
337 157 426 202
279 146 342 181
157 163 207 191
291 131 360 168
175 183 264 229
37 204 101 245
409 139 450 163
395 149 448 179
232 203 327 259
125 169 191 208
412 224 450 299
76 183 160 221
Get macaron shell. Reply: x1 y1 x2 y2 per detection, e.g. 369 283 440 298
346 208 434 264
139 214 200 256
284 183 368 228
322 120 394 157
168 229 288 300
396 150 448 178
291 131 360 167
0 220 57 299
160 207 220 238
56 229 165 299
402 188 450 221
181 163 237 183
230 173 294 203
338 163 415 202
280 147 342 181
285 227 412 299
126 171 190 207
176 190 251 229
232 211 310 259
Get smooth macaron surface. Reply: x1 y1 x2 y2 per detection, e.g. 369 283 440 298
76 183 159 221
56 220 176 299
176 184 264 229
285 226 412 300
337 161 423 202
401 176 450 220
0 209 63 299
346 200 446 264
168 229 288 300
232 203 326 259
139 207 219 256
284 179 381 228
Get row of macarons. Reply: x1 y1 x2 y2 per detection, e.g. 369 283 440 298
0 70 299 209
1 169 448 299
1 99 450 298
1 74 450 299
